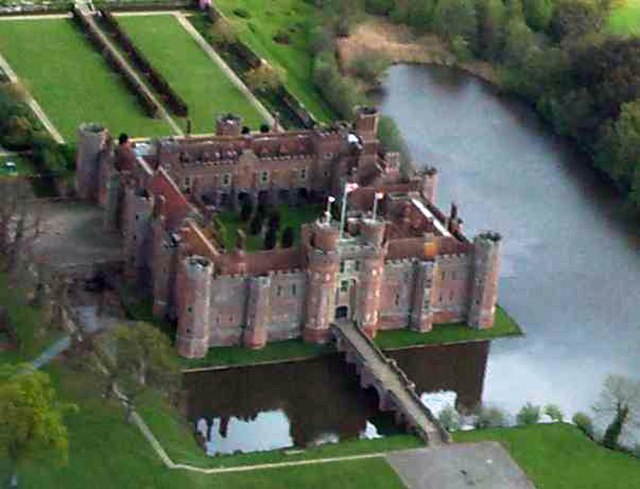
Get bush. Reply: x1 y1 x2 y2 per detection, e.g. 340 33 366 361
208 18 237 46
273 28 292 44
572 411 594 437
544 404 564 422
264 226 277 250
249 213 263 235
268 210 281 231
517 403 541 426
312 50 365 119
365 0 395 15
438 406 461 432
451 35 472 62
476 406 506 428
350 51 391 86
233 8 251 19
240 199 253 222
281 227 295 248
246 64 284 93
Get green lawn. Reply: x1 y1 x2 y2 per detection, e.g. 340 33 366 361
118 14 265 133
374 305 522 350
216 0 337 123
608 0 640 35
455 423 640 489
0 19 172 141
216 203 323 252
12 362 407 489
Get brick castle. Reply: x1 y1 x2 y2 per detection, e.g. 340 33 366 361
75 108 501 359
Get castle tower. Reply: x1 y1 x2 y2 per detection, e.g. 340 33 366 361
410 261 434 332
244 275 271 349
121 185 154 286
356 219 386 338
151 217 179 320
468 232 501 329
303 221 340 343
75 123 108 201
421 167 438 202
215 113 243 137
176 255 213 358
354 107 379 142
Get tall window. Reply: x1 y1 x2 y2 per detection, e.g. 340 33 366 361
299 168 307 181
340 280 349 292
260 170 269 184
222 173 231 186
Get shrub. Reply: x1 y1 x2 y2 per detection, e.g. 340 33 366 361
281 227 294 248
246 64 284 93
268 210 281 231
249 213 263 235
208 18 237 46
273 28 291 44
233 8 251 19
240 199 253 222
350 51 391 86
572 411 594 437
544 404 564 422
517 403 541 426
365 0 395 15
264 226 277 250
438 406 461 432
312 50 365 119
476 406 506 428
260 124 270 133
451 35 472 62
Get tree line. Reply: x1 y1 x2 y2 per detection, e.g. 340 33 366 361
310 0 640 209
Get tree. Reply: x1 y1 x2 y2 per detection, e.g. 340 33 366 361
281 226 295 248
438 405 461 432
249 213 263 236
433 0 479 52
264 226 277 250
572 411 594 437
246 64 284 93
522 0 553 31
503 18 536 67
365 0 395 15
208 18 237 46
544 403 564 422
516 402 541 425
1 365 72 486
593 374 640 450
350 51 391 86
549 0 607 41
407 0 436 32
111 323 179 422
475 405 506 428
268 210 281 231
477 0 508 60
240 198 253 222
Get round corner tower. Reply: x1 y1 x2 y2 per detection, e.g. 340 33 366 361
76 122 108 201
356 218 386 338
468 232 501 329
303 221 340 343
176 255 213 358
421 166 438 202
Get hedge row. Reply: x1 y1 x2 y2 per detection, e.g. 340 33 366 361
71 6 161 118
100 9 188 117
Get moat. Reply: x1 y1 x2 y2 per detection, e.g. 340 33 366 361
185 64 640 454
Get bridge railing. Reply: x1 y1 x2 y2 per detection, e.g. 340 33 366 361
332 322 451 444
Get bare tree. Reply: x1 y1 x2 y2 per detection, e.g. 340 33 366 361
593 375 640 450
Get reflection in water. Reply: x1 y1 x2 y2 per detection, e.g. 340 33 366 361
378 64 640 420
184 343 488 454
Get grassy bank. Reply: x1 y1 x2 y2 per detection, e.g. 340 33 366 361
454 423 640 489
0 19 172 140
215 0 336 123
374 306 522 350
14 362 408 488
118 14 265 132
608 0 640 35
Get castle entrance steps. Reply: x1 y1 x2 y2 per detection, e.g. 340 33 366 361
332 321 450 447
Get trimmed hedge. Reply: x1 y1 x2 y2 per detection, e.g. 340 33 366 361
100 9 189 117
71 6 161 118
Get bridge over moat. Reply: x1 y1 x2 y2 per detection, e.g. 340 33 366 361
332 321 450 447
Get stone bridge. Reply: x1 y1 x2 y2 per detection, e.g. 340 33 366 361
332 321 450 447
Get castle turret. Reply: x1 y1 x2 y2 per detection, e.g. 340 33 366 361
121 184 154 286
356 219 386 338
216 113 243 137
303 221 340 343
152 217 179 320
244 275 271 349
421 167 438 202
75 123 108 201
176 255 213 358
354 107 379 142
468 232 501 329
410 261 434 332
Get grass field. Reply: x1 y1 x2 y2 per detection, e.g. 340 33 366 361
608 0 640 35
0 19 172 140
216 0 337 123
455 423 640 489
118 14 265 133
9 362 407 489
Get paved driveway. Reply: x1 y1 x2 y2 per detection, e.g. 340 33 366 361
387 442 535 489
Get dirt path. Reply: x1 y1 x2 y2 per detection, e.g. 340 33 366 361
337 17 498 85
0 52 65 143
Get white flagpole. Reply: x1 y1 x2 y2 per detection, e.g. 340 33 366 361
325 196 334 225
339 186 348 240
372 195 379 221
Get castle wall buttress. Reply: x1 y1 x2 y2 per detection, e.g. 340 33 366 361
121 186 154 287
410 261 435 332
151 218 178 320
244 276 270 349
